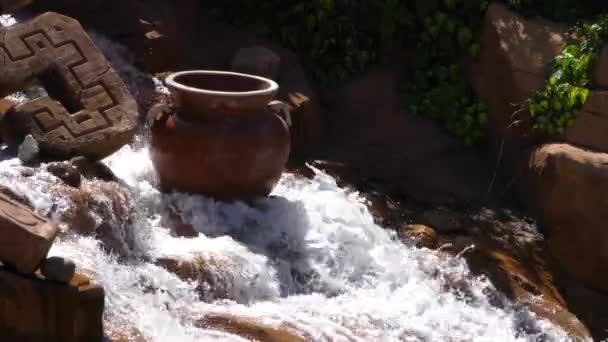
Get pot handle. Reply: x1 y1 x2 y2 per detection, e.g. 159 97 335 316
147 103 172 130
267 100 292 128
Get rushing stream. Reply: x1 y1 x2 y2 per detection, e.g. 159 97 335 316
0 11 575 342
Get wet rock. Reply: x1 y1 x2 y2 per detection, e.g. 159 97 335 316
17 134 39 165
444 237 591 341
195 314 307 342
521 143 608 291
106 326 147 342
69 156 119 182
231 45 281 81
41 256 76 284
0 266 104 341
0 193 58 274
398 224 438 249
156 256 221 301
47 162 82 188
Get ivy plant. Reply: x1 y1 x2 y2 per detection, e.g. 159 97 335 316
527 15 608 136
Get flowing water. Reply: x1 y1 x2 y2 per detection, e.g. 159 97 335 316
0 12 576 342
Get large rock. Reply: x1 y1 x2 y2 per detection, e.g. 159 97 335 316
470 3 569 167
565 91 608 153
522 143 608 291
0 267 104 341
0 193 58 274
593 46 608 89
0 12 138 160
325 64 491 204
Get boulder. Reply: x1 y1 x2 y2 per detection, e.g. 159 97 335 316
521 143 608 291
325 64 491 204
397 224 438 249
470 2 569 167
231 46 281 81
0 267 104 341
69 156 119 182
0 193 58 274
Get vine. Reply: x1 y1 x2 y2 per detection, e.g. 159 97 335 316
400 1 490 146
527 15 608 136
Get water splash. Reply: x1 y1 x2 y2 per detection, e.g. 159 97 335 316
0 144 573 341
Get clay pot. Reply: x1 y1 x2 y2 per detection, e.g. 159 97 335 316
148 70 291 200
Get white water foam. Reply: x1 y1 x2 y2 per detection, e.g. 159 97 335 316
0 143 575 341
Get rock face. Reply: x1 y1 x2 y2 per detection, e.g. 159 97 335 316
0 12 138 161
0 193 58 274
398 224 438 249
522 144 608 291
326 64 491 204
0 267 104 341
593 47 608 89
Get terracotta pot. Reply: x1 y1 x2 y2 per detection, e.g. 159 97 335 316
148 70 291 200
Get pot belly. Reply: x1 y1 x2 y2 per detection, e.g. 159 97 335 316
149 114 290 200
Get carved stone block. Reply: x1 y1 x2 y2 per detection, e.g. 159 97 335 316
0 12 138 160
0 268 104 341
0 193 58 274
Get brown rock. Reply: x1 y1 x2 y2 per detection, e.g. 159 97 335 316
398 224 438 249
0 193 58 274
470 2 569 169
326 64 491 204
47 162 82 188
231 45 281 81
0 184 33 208
593 46 608 89
521 143 608 291
156 256 225 301
0 12 138 160
0 267 104 341
69 156 119 182
445 237 591 340
195 314 306 342
565 91 608 153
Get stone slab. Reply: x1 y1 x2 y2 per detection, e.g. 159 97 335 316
566 91 608 153
0 193 58 274
0 267 104 341
0 12 138 160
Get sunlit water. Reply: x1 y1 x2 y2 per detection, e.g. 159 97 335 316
0 142 572 341
0 11 576 342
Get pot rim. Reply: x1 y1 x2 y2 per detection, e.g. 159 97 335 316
165 70 279 97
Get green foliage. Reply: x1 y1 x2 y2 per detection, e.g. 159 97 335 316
527 15 608 136
401 0 489 146
202 0 607 145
